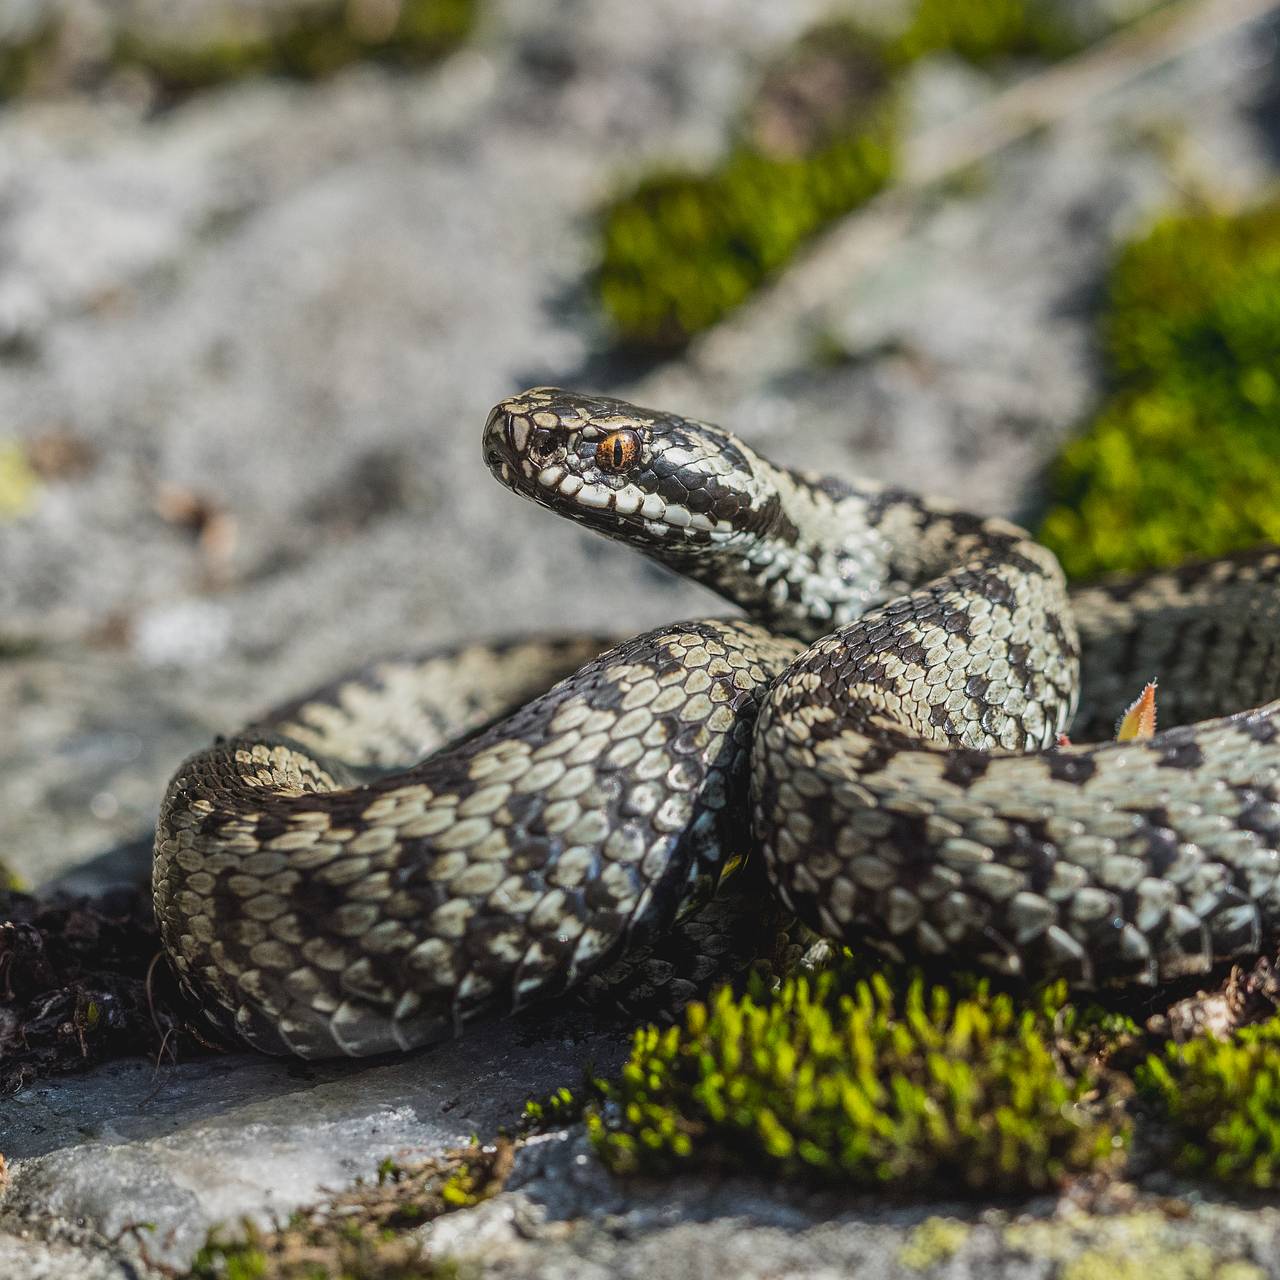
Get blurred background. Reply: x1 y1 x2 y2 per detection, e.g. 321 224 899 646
0 0 1277 888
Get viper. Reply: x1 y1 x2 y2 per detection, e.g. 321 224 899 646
154 388 1280 1057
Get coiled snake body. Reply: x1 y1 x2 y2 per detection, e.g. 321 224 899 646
154 389 1280 1057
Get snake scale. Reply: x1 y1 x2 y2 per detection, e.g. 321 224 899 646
154 388 1280 1057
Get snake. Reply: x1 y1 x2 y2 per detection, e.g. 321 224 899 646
153 387 1280 1058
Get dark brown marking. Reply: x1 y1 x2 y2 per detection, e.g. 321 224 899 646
1156 733 1205 771
1046 752 1098 785
942 750 991 786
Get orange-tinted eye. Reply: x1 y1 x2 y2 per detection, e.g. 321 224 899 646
596 429 640 472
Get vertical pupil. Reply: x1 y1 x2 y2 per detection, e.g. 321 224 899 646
612 438 624 467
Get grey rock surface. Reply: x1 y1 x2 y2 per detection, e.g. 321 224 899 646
2 1013 627 1270
420 1127 1279 1279
2 0 1280 1277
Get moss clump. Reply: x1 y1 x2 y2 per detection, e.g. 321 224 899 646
522 1084 586 1130
892 0 1081 65
1137 1014 1280 1189
598 25 897 349
1039 201 1280 578
585 967 1127 1192
115 0 475 92
0 0 476 100
187 1142 509 1279
189 1221 441 1280
112 26 275 92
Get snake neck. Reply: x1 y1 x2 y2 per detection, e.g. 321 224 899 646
649 459 883 643
660 456 1068 649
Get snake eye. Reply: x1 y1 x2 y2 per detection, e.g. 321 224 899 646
596 429 640 472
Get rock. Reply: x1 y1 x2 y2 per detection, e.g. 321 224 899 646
421 1127 1280 1280
2 1 1280 1276
2 1012 628 1271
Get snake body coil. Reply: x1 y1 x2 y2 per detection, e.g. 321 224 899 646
155 388 1280 1057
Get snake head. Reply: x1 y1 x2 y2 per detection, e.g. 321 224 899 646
483 387 780 555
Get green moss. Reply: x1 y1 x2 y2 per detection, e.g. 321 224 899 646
0 13 58 98
189 1235 271 1280
584 966 1127 1192
113 26 275 91
0 0 475 100
522 1084 586 1129
1137 1014 1280 1189
115 0 476 92
597 25 898 349
438 1153 496 1209
1216 1266 1270 1280
189 1222 448 1280
1038 200 1280 578
891 0 1081 65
